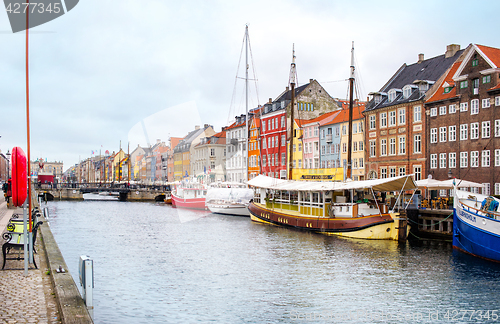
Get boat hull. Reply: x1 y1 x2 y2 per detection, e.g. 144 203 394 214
453 203 500 262
171 193 207 210
207 204 250 217
248 202 405 240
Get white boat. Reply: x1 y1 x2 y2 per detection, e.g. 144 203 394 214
206 183 253 216
83 191 120 201
453 188 500 262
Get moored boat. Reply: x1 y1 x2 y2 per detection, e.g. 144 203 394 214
248 174 415 240
453 188 500 262
206 182 253 216
171 181 208 210
83 191 120 201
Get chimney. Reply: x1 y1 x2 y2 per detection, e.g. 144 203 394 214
195 125 200 130
204 124 210 129
418 53 424 64
445 44 461 58
309 78 314 83
268 98 272 104
286 86 289 91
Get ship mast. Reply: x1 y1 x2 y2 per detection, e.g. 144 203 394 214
245 25 249 183
288 45 297 180
346 42 355 180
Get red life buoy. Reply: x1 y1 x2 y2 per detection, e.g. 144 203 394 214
11 147 27 207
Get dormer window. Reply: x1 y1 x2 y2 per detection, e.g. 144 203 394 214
444 87 452 94
388 89 397 103
403 86 411 99
472 54 478 67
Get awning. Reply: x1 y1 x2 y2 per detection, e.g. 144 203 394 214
248 174 417 192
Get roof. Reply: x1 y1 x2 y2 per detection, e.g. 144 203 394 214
301 110 341 127
426 61 462 103
174 126 212 153
476 44 500 67
323 104 364 126
261 82 311 116
365 48 464 112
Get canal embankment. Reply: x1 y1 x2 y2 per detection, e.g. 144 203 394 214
0 189 93 323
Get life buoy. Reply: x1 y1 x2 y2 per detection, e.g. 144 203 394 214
11 147 27 207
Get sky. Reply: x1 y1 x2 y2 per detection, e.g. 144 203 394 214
0 0 499 170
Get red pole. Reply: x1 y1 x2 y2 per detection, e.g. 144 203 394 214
26 1 32 233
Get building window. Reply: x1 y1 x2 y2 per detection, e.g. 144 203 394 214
430 107 437 117
483 183 491 196
460 80 468 89
359 158 364 169
449 125 456 142
281 116 285 128
380 139 387 156
380 112 387 128
398 136 406 155
359 141 364 151
460 152 468 168
471 122 479 139
413 106 421 122
460 124 468 140
496 183 500 195
482 75 491 84
471 151 479 167
496 149 500 167
389 167 396 177
449 104 457 114
496 120 500 137
430 128 437 143
439 153 447 169
342 125 347 135
430 154 437 169
460 102 468 112
471 99 479 115
399 167 406 176
481 98 491 109
314 127 319 137
482 150 490 167
496 96 500 106
370 140 376 157
389 110 396 126
388 138 396 155
413 166 421 181
368 115 376 130
298 143 302 151
439 106 447 115
398 108 406 125
388 89 396 102
353 141 358 152
414 135 421 153
482 121 491 138
403 85 412 99
380 167 387 179
282 153 286 166
449 152 456 168
439 127 447 142
342 142 347 153
262 155 266 166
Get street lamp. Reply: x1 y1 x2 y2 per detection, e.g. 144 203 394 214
6 150 11 179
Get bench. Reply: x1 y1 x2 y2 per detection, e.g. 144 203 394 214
2 210 43 270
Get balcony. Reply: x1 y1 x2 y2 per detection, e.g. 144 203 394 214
326 134 332 143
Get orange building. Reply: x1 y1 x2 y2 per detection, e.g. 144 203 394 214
248 116 261 179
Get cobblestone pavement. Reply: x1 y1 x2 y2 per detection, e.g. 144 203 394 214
0 191 61 324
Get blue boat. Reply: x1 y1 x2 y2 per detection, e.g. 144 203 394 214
453 190 500 263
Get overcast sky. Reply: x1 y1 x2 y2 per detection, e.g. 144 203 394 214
0 0 498 170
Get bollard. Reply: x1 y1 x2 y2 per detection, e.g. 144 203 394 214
79 255 94 319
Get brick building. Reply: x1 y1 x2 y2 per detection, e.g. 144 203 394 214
425 44 500 195
364 44 463 181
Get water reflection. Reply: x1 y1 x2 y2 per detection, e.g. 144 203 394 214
46 201 500 324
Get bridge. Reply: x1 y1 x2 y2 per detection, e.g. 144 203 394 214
35 183 170 202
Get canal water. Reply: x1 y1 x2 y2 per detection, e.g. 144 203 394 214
45 200 500 323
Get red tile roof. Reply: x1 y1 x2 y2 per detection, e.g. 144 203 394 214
324 103 365 126
477 44 500 67
426 61 461 104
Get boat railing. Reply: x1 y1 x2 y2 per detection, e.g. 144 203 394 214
460 200 500 221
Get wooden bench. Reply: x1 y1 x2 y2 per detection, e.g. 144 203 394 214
2 211 43 270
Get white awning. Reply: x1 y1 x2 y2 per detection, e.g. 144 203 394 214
248 174 416 192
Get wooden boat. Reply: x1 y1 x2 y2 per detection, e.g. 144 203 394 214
248 175 415 240
453 188 500 262
247 43 415 241
171 181 207 210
